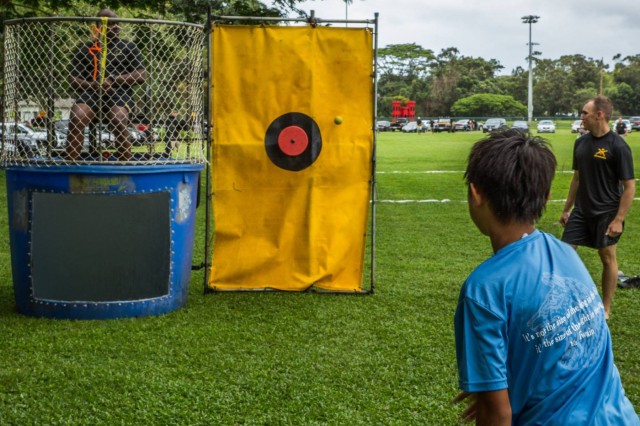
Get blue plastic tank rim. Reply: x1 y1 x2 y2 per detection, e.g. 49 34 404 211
4 163 204 174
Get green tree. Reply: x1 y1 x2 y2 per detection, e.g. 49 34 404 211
378 43 434 79
377 43 434 116
606 82 638 116
609 54 640 114
530 59 574 115
558 54 603 90
493 67 528 103
530 55 609 116
573 86 598 113
426 48 503 116
1 0 302 27
559 55 606 114
451 93 526 117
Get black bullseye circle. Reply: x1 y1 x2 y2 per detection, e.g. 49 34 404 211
265 112 322 171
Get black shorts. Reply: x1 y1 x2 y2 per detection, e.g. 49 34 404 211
76 91 133 114
561 209 622 249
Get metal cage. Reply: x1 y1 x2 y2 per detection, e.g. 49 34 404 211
1 17 206 166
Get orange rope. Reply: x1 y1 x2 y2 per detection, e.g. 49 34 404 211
88 19 108 83
88 25 102 81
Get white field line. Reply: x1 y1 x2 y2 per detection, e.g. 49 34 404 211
376 170 640 203
377 199 640 203
376 170 578 174
376 170 465 174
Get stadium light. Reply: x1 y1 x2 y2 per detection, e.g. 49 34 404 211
310 0 364 26
522 15 540 125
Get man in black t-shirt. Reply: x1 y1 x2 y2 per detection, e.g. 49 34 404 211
163 111 190 155
66 9 146 161
615 117 628 137
560 96 635 319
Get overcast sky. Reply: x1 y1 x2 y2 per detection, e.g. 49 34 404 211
271 0 640 75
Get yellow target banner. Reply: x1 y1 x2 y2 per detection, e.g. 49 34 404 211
209 25 374 291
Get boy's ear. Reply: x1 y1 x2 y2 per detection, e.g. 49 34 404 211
469 182 484 205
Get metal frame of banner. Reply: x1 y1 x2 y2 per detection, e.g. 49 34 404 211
202 11 379 295
201 7 214 293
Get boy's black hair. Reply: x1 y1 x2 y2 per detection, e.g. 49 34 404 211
465 128 557 224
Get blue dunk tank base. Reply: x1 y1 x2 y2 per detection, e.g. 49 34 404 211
5 163 203 319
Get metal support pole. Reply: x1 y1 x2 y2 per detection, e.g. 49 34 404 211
527 22 533 124
345 0 348 27
369 12 379 294
522 15 539 126
203 6 213 293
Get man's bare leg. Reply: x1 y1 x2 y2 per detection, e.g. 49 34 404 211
66 103 94 160
598 244 618 320
109 106 131 161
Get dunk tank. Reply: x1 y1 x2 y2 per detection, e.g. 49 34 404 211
1 17 206 318
1 11 379 318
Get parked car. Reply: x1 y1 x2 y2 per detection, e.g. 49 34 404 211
135 124 158 145
432 118 452 133
28 127 66 149
128 127 143 145
629 116 640 131
87 127 117 147
401 121 418 133
0 123 40 154
54 119 70 133
482 118 507 133
626 119 635 133
511 120 529 131
54 120 117 148
0 140 17 154
418 120 431 132
389 118 408 132
452 119 471 132
376 120 391 132
536 120 556 133
571 120 583 133
402 120 430 133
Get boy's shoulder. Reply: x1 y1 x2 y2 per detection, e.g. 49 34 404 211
469 231 545 276
464 231 575 296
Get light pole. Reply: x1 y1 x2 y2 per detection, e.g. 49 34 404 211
522 15 539 125
311 0 363 26
343 0 353 26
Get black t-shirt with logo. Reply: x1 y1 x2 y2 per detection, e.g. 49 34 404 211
573 131 634 217
71 39 145 98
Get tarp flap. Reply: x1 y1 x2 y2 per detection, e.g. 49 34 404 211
209 25 374 291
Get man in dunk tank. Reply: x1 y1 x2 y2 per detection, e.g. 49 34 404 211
65 9 146 161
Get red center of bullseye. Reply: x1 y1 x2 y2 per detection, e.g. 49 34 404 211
278 126 308 156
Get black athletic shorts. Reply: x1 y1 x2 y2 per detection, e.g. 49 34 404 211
76 91 133 114
561 209 622 249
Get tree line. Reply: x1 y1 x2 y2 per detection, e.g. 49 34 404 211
378 43 640 118
2 1 638 118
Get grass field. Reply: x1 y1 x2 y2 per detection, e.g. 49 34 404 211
1 124 639 424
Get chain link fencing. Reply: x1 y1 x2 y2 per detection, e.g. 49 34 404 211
2 17 207 166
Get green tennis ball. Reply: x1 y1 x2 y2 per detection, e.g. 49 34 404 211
334 116 343 125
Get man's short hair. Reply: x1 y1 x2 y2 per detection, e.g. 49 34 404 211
97 9 117 18
592 95 613 121
465 128 557 224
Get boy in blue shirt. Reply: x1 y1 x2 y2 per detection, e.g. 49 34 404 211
453 129 639 424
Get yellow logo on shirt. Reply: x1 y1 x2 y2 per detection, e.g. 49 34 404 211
594 148 608 160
